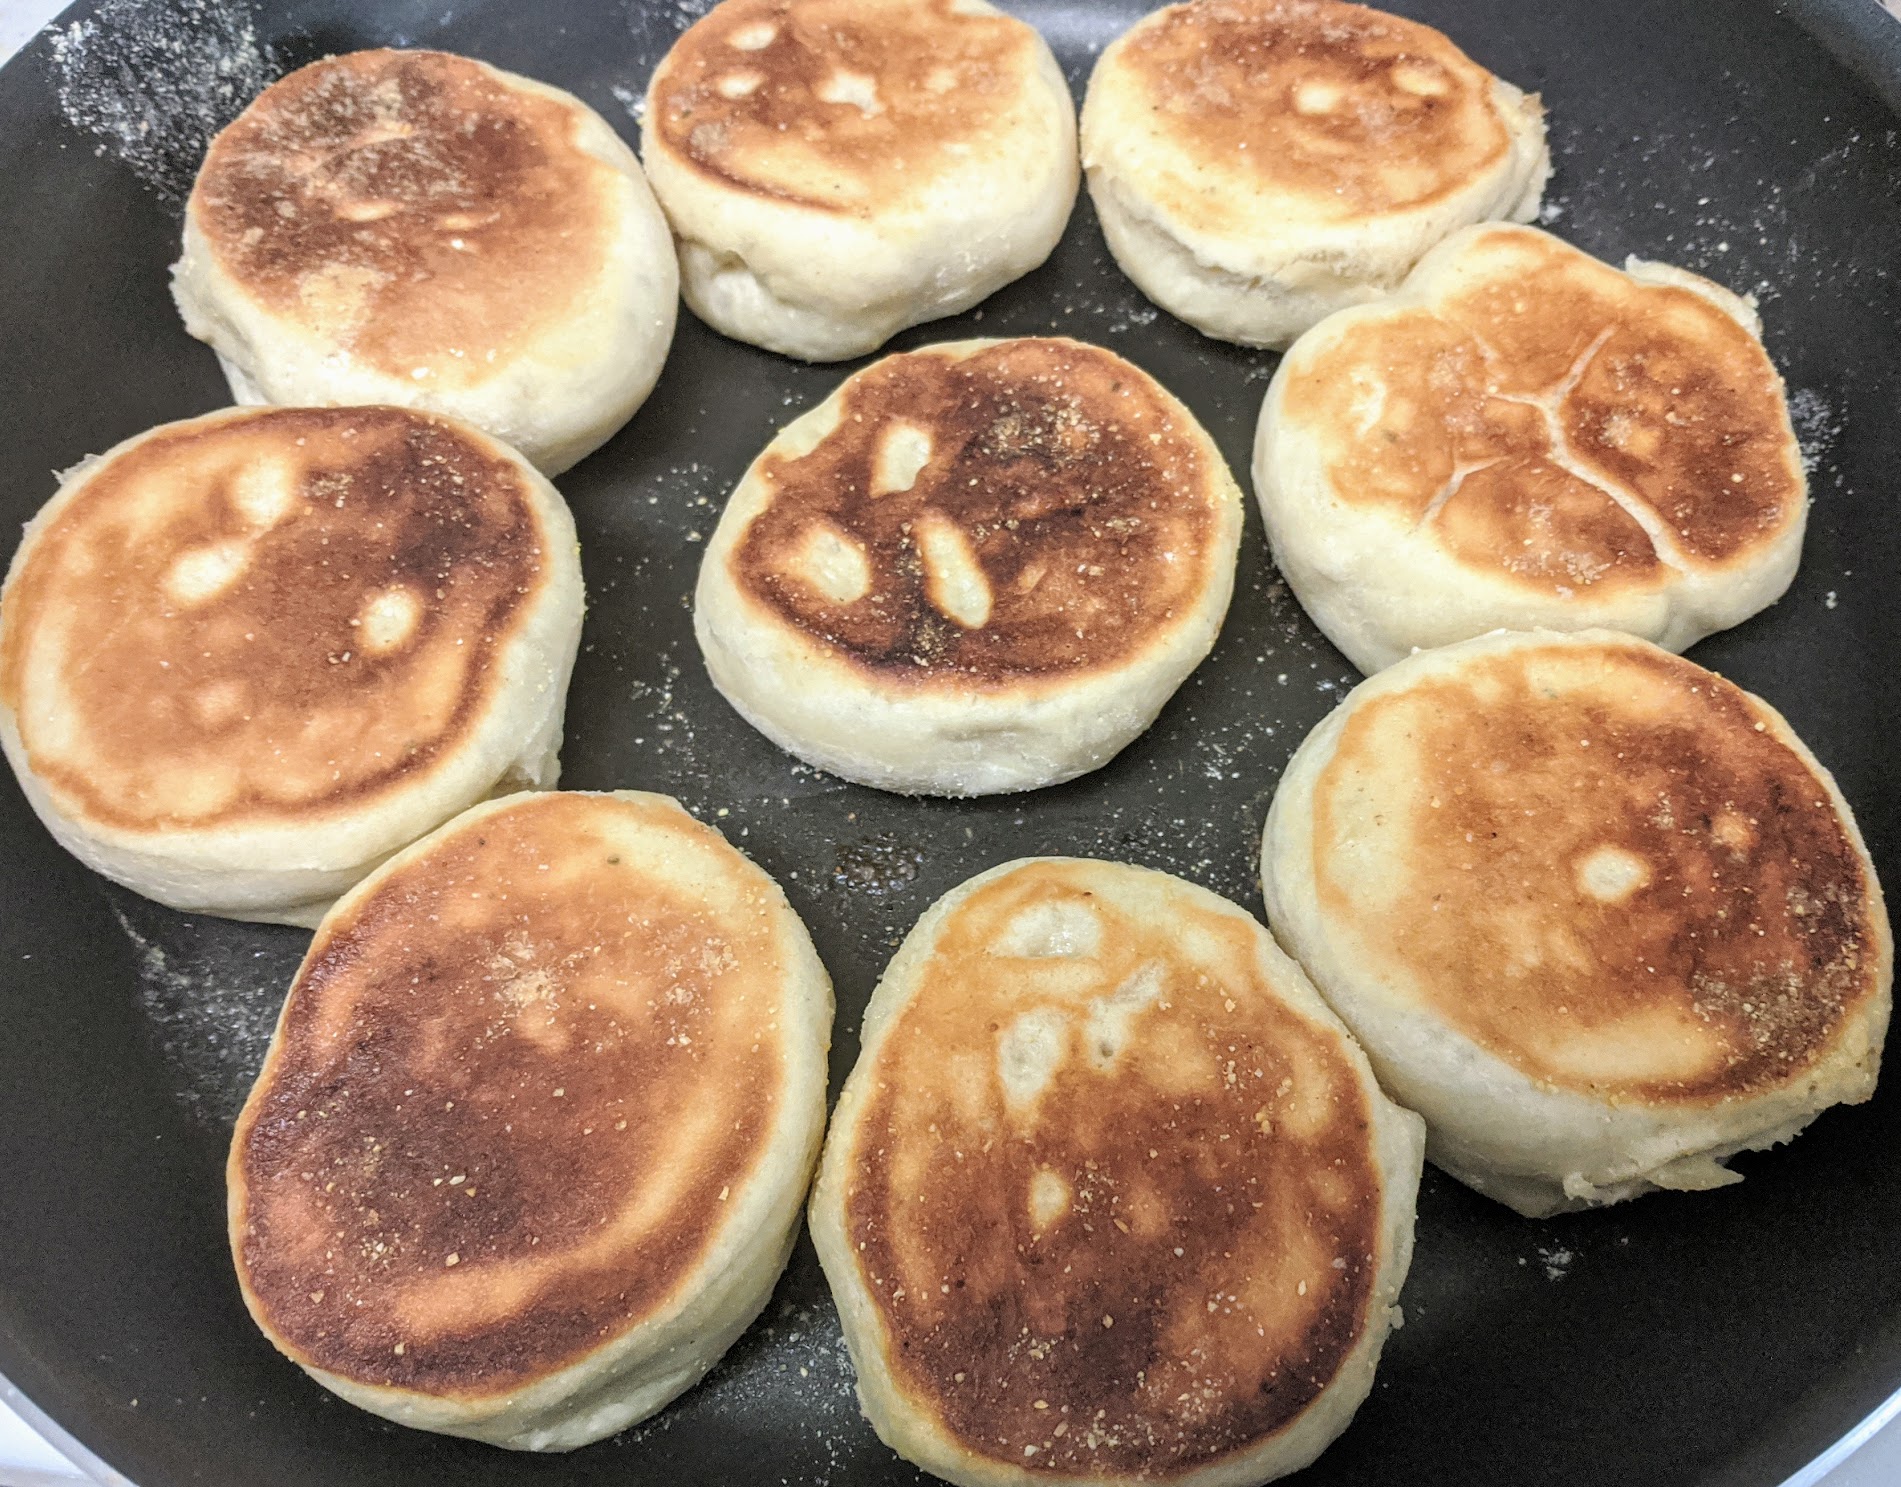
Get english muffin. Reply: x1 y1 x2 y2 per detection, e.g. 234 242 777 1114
1081 0 1548 348
641 0 1078 361
0 405 583 926
229 790 833 1449
1262 629 1892 1217
173 49 678 475
1255 223 1808 674
811 857 1423 1487
693 337 1244 795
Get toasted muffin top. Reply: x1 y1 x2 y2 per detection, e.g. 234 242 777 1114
1278 225 1805 596
230 792 813 1396
835 859 1391 1476
1087 0 1526 235
1309 634 1887 1100
720 337 1239 688
647 0 1053 216
0 406 563 835
188 50 623 384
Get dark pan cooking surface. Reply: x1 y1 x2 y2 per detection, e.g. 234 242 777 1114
0 2 1898 1484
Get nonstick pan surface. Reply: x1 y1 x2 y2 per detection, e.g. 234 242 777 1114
0 2 1898 1484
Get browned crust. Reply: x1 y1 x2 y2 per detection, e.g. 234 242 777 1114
843 863 1382 1475
649 0 1042 215
1280 229 1803 593
1104 0 1515 229
0 407 549 833
230 794 787 1396
189 49 616 382
1313 643 1883 1100
732 338 1225 684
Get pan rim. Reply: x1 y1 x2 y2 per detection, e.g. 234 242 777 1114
0 0 1897 1484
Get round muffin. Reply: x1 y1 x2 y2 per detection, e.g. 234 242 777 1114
0 405 584 926
811 856 1423 1487
694 337 1244 795
1081 0 1548 348
1254 224 1809 675
1262 629 1892 1218
1254 224 1802 676
641 0 1078 361
173 49 678 475
229 789 833 1450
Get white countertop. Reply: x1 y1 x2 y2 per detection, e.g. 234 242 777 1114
0 0 1897 1483
0 1395 91 1484
5 1371 1896 1486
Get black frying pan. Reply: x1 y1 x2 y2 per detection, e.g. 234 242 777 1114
1 2 1898 1484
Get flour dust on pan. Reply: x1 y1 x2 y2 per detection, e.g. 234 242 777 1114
45 0 277 203
109 887 304 1128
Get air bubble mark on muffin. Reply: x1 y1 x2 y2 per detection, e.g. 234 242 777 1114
789 522 873 604
164 452 312 606
995 897 1103 957
729 20 779 52
871 420 933 495
914 514 993 630
1028 1168 1072 1233
229 452 301 526
1575 844 1651 904
356 586 425 656
998 1008 1067 1109
1083 960 1166 1066
165 538 253 606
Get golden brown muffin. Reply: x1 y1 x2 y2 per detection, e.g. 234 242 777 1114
642 0 1076 359
694 337 1244 794
0 404 583 924
230 790 833 1448
1082 0 1549 346
1255 223 1808 672
174 49 677 473
812 857 1424 1486
1263 629 1891 1215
